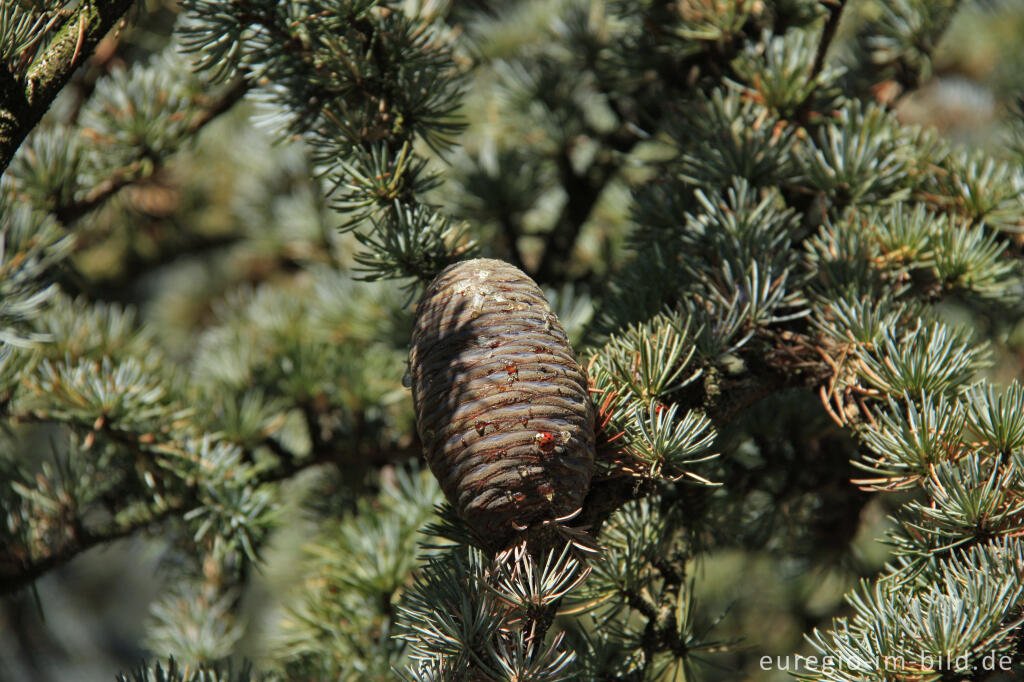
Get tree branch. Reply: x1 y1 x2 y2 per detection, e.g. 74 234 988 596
579 331 817 535
534 148 617 284
54 76 251 225
1 399 402 595
811 0 846 82
0 444 342 597
0 0 138 175
0 504 186 596
794 1 847 124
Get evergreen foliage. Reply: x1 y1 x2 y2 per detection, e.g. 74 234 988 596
3 1 1024 680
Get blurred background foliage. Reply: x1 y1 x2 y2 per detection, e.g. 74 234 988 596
3 0 1024 680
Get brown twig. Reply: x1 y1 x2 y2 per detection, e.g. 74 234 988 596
794 0 847 124
811 1 847 83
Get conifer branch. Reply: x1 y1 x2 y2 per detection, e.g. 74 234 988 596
535 149 617 283
65 233 244 302
4 2 1024 677
1 504 186 596
0 0 137 175
53 76 250 225
0 442 335 596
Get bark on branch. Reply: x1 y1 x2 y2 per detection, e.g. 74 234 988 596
0 0 137 175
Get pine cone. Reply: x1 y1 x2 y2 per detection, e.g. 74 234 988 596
409 259 595 552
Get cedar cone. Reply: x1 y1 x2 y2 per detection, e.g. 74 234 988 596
409 259 595 552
